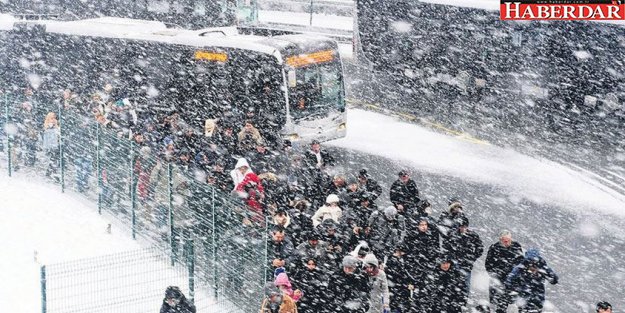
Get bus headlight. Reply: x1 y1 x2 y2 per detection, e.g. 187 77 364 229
337 122 346 131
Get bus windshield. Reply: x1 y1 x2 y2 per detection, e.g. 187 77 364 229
288 61 344 121
177 48 286 131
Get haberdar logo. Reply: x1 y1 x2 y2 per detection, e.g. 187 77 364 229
500 0 625 20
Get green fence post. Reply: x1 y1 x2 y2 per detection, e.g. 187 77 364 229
188 238 195 304
168 162 175 266
130 141 136 240
96 123 102 214
40 265 46 313
211 187 218 301
58 106 65 193
5 93 11 177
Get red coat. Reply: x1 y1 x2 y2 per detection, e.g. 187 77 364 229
235 172 265 219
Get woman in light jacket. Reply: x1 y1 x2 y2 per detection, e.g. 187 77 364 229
42 112 60 178
311 194 342 227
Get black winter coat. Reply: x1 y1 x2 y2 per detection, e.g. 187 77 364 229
485 241 524 281
385 254 414 311
292 267 330 313
389 179 420 210
287 208 314 247
443 230 484 273
160 297 196 313
427 265 465 313
267 238 295 268
304 149 335 170
359 178 382 201
327 269 370 313
405 228 440 274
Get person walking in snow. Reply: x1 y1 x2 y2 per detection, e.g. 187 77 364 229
304 139 335 171
357 169 382 202
362 253 390 313
505 249 558 313
438 198 467 239
160 286 196 313
442 215 483 308
327 255 370 313
311 194 343 227
42 112 61 180
291 257 330 313
384 244 414 313
485 230 524 313
275 272 303 302
260 281 298 313
428 257 465 313
367 206 406 259
389 170 420 214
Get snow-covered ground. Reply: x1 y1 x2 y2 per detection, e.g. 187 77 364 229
3 107 624 312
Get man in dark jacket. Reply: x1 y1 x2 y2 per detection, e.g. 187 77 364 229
404 216 440 311
327 255 370 313
428 257 465 313
304 139 335 171
389 170 420 214
357 169 382 202
438 198 466 239
385 244 415 312
341 194 377 250
485 230 524 313
267 229 295 275
505 249 558 313
443 216 484 308
292 257 330 313
367 206 406 259
160 286 196 313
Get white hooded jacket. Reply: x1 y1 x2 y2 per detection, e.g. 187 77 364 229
230 158 253 190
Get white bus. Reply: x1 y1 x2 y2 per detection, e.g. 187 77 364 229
1 16 346 143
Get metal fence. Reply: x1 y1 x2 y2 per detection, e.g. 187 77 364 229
0 93 269 313
41 247 196 313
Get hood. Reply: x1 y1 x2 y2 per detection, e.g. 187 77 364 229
235 157 251 170
525 248 541 262
274 272 293 289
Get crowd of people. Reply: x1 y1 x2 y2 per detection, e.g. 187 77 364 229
2 85 615 313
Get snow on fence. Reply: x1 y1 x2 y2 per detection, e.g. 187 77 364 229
1 94 269 313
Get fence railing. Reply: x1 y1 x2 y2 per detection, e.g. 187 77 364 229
41 247 195 313
0 93 268 313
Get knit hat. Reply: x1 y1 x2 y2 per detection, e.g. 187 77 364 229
384 206 398 220
362 253 379 268
342 255 359 268
326 194 340 204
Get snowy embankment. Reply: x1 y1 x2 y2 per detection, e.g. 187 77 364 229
331 108 625 216
0 173 141 312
